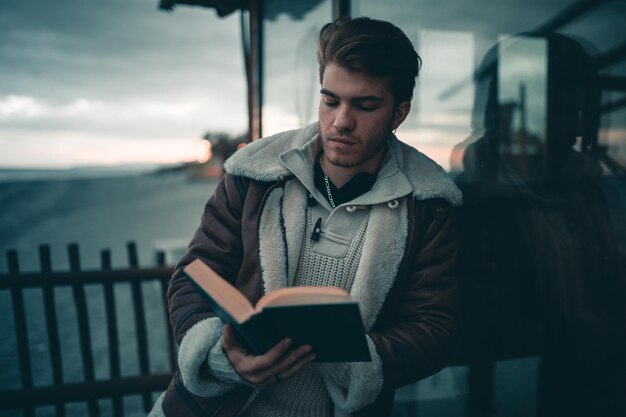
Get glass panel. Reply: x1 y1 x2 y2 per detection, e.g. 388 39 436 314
411 29 475 172
261 0 332 136
493 357 540 416
395 367 468 416
495 36 548 181
352 1 626 417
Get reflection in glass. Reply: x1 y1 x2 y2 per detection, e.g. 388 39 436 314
497 37 547 181
259 1 626 414
454 33 625 417
262 0 331 136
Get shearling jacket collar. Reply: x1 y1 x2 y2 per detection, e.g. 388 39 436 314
224 123 463 206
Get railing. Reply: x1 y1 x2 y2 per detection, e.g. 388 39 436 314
0 242 176 417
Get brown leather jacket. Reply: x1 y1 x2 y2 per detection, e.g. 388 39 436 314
158 125 461 417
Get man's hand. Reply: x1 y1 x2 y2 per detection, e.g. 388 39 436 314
222 324 316 387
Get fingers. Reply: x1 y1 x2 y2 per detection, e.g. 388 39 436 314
234 338 293 385
222 324 244 352
273 346 316 381
255 344 316 386
250 338 293 370
222 324 235 350
221 325 317 387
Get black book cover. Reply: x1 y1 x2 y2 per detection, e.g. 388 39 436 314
184 267 371 362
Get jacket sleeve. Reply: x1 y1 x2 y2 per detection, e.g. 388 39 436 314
166 174 250 397
369 199 459 389
167 173 249 343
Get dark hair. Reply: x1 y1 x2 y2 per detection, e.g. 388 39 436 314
317 16 421 104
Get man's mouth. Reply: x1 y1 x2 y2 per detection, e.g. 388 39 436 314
329 137 355 145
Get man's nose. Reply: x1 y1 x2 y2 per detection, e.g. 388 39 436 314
333 105 355 132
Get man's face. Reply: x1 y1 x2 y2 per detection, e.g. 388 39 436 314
318 62 410 170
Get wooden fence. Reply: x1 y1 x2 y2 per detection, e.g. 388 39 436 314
0 242 176 417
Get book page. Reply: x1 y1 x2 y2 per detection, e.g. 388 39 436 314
256 286 352 310
184 260 256 323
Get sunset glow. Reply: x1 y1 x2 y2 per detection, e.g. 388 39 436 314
0 130 215 168
195 140 212 164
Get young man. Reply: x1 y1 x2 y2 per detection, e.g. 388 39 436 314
150 16 462 417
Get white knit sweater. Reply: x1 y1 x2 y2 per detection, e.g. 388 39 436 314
234 196 371 416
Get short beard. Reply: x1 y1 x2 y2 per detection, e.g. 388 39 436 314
319 121 392 169
324 143 386 168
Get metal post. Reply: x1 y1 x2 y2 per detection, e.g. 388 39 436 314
246 0 263 140
332 0 350 20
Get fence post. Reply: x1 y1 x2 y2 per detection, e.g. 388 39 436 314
127 241 152 412
7 250 35 417
39 245 65 417
156 250 177 370
101 249 123 417
68 243 100 417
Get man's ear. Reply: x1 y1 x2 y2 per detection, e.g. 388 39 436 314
392 101 411 130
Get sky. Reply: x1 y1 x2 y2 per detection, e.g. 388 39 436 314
0 0 248 168
2 0 624 170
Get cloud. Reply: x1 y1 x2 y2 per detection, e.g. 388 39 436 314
0 95 47 118
0 7 246 102
0 0 249 167
0 94 246 138
0 95 106 118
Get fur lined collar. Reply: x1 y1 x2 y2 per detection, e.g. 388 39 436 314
224 123 462 206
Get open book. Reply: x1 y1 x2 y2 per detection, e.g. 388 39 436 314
183 259 371 362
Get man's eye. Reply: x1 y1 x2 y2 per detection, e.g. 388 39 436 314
358 105 378 112
323 99 338 107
